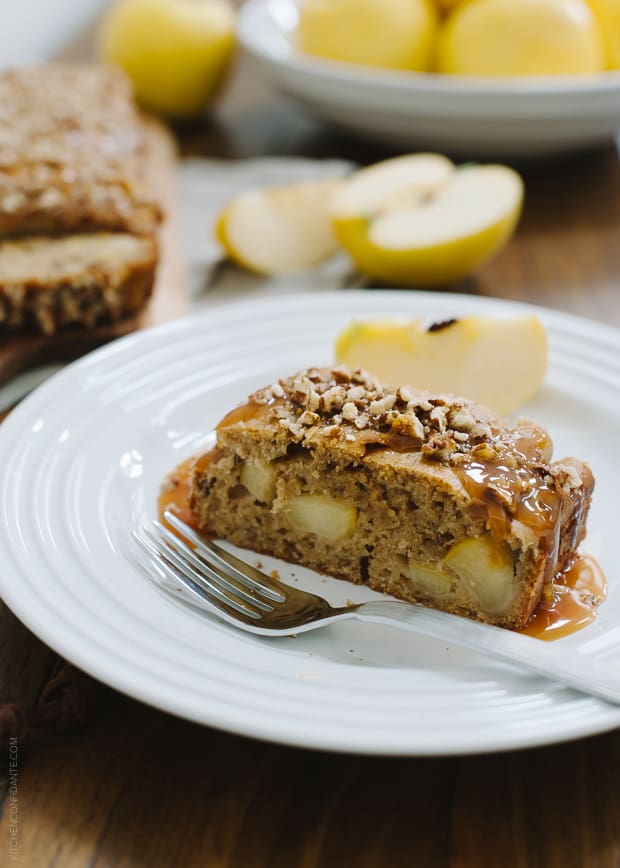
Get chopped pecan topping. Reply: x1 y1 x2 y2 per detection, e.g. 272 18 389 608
248 363 565 522
422 434 458 460
549 463 583 493
251 366 507 464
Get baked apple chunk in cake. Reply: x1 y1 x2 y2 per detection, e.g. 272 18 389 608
189 367 594 630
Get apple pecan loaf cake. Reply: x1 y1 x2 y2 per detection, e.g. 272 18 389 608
189 367 594 630
0 64 160 238
0 64 161 335
0 234 157 334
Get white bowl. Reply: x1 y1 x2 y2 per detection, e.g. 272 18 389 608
0 0 108 69
237 0 620 157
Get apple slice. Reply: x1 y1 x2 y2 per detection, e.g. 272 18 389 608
334 314 547 414
332 153 454 220
444 536 517 615
215 178 342 275
284 494 358 542
330 157 523 286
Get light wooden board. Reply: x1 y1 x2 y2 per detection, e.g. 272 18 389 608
0 118 188 386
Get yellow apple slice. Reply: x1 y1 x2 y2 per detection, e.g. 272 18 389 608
284 494 358 542
216 178 342 275
240 458 276 503
330 158 523 287
332 154 455 221
334 314 547 414
444 536 517 615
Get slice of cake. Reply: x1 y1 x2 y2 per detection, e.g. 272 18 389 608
0 234 156 334
189 367 594 630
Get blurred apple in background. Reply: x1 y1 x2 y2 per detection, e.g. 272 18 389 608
216 178 342 275
99 0 235 117
297 0 438 71
433 0 472 14
438 0 605 76
586 0 620 68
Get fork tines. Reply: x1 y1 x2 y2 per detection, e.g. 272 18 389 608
133 511 286 624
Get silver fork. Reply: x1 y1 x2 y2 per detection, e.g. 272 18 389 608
134 510 620 706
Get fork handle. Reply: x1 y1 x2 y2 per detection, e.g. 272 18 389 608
355 601 620 706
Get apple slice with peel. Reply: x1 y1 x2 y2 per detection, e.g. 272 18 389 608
332 153 454 221
216 178 342 275
334 314 547 415
330 157 523 286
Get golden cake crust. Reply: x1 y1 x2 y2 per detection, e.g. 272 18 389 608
0 64 161 237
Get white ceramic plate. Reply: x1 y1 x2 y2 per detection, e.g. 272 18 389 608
0 291 619 755
238 0 620 157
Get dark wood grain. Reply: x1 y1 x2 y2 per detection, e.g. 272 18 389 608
2 690 620 868
1 41 620 868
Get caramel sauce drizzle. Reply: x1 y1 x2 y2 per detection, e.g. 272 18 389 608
521 554 608 640
215 399 266 430
158 449 606 642
157 456 200 531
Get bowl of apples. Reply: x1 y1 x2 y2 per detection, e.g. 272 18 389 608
237 0 620 156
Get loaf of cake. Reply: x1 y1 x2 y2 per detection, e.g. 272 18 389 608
189 366 594 630
0 234 157 334
0 64 160 335
0 64 160 238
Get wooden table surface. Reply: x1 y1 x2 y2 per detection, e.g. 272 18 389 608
1 49 620 868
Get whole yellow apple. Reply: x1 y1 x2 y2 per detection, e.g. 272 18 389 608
297 0 438 72
434 0 473 15
99 0 235 118
438 0 605 76
586 0 620 68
